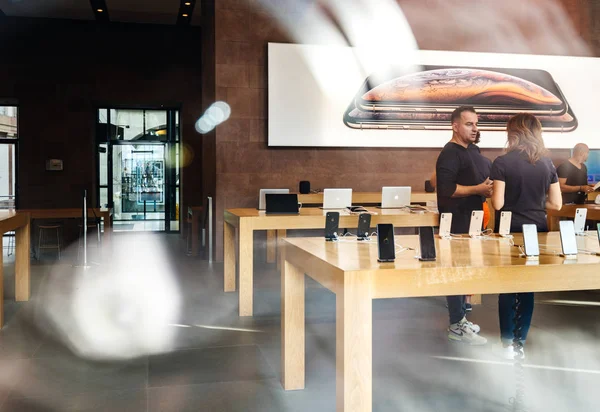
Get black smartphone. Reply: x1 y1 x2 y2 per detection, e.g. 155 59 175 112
325 211 340 241
357 213 371 240
418 226 436 261
377 223 395 262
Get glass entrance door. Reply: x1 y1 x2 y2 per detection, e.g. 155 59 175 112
113 144 166 230
97 108 180 233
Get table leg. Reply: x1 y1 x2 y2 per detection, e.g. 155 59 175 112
266 230 276 263
239 221 254 316
224 221 236 292
276 229 287 270
471 294 482 305
281 256 305 390
15 219 31 302
337 273 372 412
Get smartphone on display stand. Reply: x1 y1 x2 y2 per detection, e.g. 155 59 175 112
377 223 396 262
574 208 587 235
559 220 578 258
468 210 484 237
325 212 340 241
522 224 540 258
357 213 371 240
418 227 436 261
439 213 452 239
499 211 512 237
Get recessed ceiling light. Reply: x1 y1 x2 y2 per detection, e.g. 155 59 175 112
182 13 189 17
185 2 191 5
97 8 103 12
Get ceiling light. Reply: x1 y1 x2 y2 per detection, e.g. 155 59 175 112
185 2 191 5
182 13 188 17
97 8 103 12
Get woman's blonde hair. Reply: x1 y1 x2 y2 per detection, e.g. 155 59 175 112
506 113 548 164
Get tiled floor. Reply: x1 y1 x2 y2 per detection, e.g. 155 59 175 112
1 232 600 411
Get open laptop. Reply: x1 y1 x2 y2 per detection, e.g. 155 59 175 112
265 193 300 214
322 188 353 209
380 186 411 209
258 188 289 210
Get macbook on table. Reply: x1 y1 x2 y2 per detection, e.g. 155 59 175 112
258 188 290 210
322 188 353 210
380 186 411 209
265 193 300 214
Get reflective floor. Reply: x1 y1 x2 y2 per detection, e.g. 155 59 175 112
1 233 600 411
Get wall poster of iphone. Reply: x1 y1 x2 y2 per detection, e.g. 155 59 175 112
522 224 540 258
499 211 512 237
468 210 484 237
439 213 452 238
343 65 577 133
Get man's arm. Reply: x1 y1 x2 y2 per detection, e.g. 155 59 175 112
558 177 595 193
452 179 493 198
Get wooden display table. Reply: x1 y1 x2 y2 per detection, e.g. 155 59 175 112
547 204 600 231
281 233 600 412
20 208 113 247
224 207 439 316
0 211 31 328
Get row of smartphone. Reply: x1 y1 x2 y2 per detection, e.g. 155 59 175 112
324 210 600 262
323 211 435 262
440 208 590 239
523 221 600 258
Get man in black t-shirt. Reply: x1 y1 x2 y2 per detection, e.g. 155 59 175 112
435 106 492 345
557 143 594 204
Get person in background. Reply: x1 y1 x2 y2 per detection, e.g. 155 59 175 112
431 131 492 312
436 106 492 345
491 113 562 359
557 143 595 204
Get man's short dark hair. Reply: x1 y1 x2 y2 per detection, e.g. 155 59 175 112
450 106 477 125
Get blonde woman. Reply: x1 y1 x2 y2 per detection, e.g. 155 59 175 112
490 113 562 358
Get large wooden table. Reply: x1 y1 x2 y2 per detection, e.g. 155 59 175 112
547 204 600 231
20 208 113 247
224 207 439 316
281 233 600 412
0 211 31 328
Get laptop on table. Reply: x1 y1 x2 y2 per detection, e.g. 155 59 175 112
258 189 290 210
265 193 300 214
322 188 353 210
380 186 411 209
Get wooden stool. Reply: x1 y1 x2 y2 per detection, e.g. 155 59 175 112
38 224 62 260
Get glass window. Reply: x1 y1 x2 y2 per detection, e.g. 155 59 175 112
0 105 18 139
0 143 16 209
